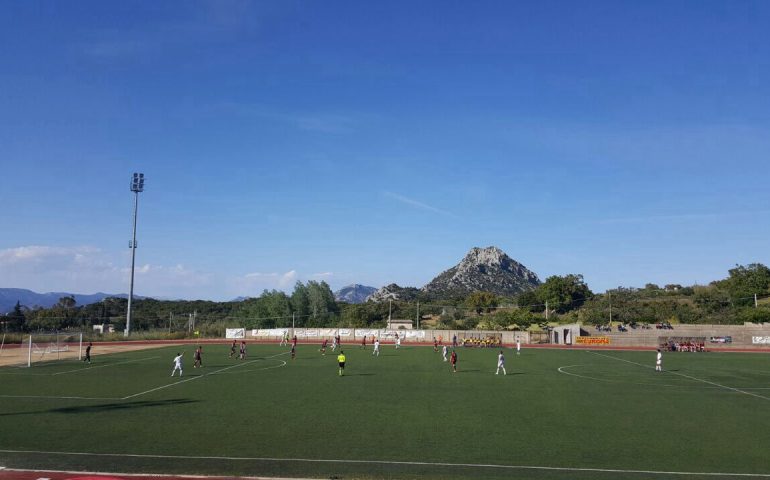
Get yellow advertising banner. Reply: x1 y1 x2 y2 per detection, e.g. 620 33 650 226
575 336 610 345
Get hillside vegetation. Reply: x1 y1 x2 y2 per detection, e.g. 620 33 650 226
3 264 769 336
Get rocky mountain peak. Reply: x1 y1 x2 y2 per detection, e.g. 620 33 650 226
422 246 540 297
334 284 376 304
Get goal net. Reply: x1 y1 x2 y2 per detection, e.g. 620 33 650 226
16 332 83 367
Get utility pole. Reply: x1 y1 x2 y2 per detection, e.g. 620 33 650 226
416 301 420 329
755 293 759 308
125 172 145 338
388 299 392 322
609 291 612 325
545 300 549 321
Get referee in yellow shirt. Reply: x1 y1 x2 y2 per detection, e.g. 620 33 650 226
337 350 346 376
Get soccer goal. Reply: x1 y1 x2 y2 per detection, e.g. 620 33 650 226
17 332 83 367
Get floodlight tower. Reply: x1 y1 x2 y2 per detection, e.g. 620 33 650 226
125 172 145 337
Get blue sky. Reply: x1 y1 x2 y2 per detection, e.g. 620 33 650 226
1 1 769 300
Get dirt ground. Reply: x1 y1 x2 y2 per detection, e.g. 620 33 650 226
0 342 176 367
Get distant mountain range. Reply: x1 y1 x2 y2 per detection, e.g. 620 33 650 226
333 284 377 304
366 246 540 301
0 288 135 314
2 247 538 311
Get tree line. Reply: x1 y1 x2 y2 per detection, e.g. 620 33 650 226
3 264 769 335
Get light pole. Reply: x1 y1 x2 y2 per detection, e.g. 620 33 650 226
125 172 145 337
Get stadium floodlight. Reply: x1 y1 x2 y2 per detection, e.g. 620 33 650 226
131 172 145 192
125 172 145 337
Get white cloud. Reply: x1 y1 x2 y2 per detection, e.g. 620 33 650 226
240 270 298 290
0 245 211 297
0 245 337 301
129 263 211 289
0 245 117 276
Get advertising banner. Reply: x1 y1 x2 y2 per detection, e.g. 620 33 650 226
355 329 379 337
752 336 770 344
709 336 732 344
225 328 245 339
575 336 610 345
405 330 426 339
253 329 286 337
294 329 319 338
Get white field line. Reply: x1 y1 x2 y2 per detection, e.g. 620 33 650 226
121 352 289 400
52 356 159 376
0 467 309 480
587 351 770 402
0 353 288 401
208 359 287 375
557 365 615 383
0 449 769 478
0 394 118 400
555 364 770 390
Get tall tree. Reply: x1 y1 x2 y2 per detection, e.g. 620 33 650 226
536 274 593 313
291 281 310 319
466 291 499 314
719 263 770 306
9 301 26 331
56 296 77 309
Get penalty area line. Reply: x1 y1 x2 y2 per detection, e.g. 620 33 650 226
586 351 770 402
121 352 289 400
52 356 160 376
0 449 769 478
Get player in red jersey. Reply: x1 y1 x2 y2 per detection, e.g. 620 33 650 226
361 335 367 349
450 349 457 373
320 338 328 355
193 345 203 368
434 338 438 352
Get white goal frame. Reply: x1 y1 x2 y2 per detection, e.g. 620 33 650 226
20 332 83 367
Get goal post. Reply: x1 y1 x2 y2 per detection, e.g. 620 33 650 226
17 332 83 367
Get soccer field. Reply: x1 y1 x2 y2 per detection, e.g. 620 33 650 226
1 343 769 480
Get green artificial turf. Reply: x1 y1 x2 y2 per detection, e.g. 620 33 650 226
1 343 769 479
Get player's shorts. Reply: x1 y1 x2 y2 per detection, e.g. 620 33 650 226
338 362 345 368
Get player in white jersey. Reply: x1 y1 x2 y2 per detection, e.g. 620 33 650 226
171 352 184 377
395 333 401 349
280 331 289 346
442 344 448 362
331 336 338 352
655 349 662 372
516 339 521 355
496 350 507 375
372 338 380 356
